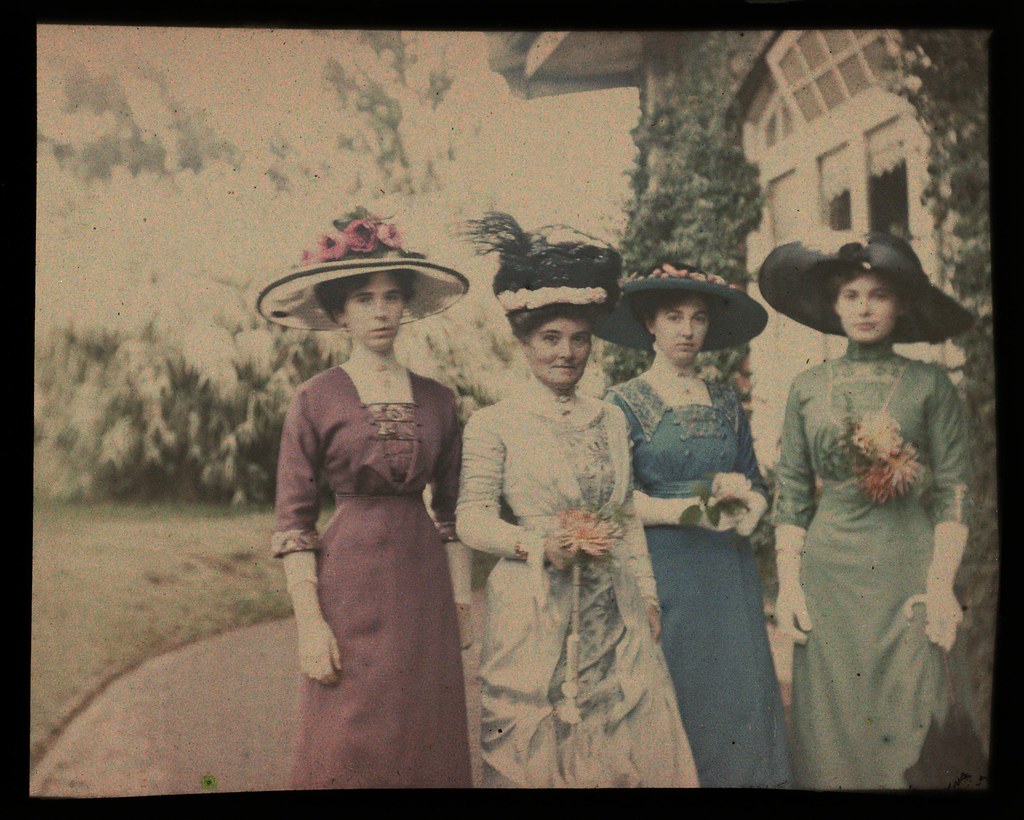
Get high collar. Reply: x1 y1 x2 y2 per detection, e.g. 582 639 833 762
513 372 602 425
842 339 896 362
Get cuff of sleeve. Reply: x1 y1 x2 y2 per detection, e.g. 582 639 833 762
515 530 546 562
271 529 320 558
434 520 459 542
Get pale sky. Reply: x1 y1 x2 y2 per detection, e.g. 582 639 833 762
36 26 640 337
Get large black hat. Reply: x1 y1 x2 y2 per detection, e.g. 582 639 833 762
256 208 468 330
595 263 768 352
463 212 621 316
757 233 974 344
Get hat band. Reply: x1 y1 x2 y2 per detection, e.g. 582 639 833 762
496 286 607 314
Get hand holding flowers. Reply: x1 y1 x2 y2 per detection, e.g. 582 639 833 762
545 508 622 570
678 473 764 534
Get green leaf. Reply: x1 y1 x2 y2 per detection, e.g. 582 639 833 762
706 504 721 527
678 504 703 527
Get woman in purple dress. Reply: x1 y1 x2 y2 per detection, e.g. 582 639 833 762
256 209 472 788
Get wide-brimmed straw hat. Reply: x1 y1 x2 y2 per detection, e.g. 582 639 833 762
462 212 622 318
256 209 468 331
757 233 974 343
595 263 768 352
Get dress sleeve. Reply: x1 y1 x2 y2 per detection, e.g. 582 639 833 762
271 388 323 557
924 367 971 525
773 377 817 530
456 409 546 559
430 390 463 542
603 401 659 602
619 492 660 603
730 387 770 501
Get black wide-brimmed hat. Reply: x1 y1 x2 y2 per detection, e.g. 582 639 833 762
595 263 768 352
757 233 975 343
256 209 468 331
463 212 622 317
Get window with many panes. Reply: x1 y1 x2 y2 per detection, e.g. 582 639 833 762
739 30 956 468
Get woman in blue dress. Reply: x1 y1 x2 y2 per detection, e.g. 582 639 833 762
597 263 793 788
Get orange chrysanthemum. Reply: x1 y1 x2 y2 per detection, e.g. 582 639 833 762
856 443 926 504
557 509 621 558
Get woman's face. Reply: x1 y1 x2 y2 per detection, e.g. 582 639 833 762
336 271 406 353
520 316 593 394
645 294 710 369
833 272 902 345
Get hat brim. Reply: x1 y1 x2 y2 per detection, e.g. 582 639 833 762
595 277 769 352
256 259 469 331
757 242 975 344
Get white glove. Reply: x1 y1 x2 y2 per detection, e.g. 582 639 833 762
904 521 967 651
774 524 812 645
445 540 474 649
633 491 722 531
708 473 766 535
282 551 342 685
734 492 768 537
445 540 473 606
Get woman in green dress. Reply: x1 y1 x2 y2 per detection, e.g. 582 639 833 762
758 233 976 790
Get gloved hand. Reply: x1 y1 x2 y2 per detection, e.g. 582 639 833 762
633 491 720 531
445 540 474 649
283 551 342 685
904 521 967 651
734 492 768 537
774 523 812 645
707 473 766 535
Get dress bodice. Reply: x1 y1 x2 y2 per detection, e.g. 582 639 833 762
606 376 766 501
774 341 970 529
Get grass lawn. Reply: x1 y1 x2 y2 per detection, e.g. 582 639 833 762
30 499 297 770
31 498 496 772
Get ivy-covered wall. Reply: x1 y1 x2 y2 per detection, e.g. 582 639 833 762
892 30 996 747
607 33 767 386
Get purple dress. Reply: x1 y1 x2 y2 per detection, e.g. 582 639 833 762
273 367 472 788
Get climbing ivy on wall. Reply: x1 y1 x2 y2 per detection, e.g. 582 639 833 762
605 31 765 388
891 29 997 748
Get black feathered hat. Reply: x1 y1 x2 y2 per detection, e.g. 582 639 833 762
463 212 622 317
757 232 975 344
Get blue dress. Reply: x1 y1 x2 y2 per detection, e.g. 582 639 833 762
606 376 792 788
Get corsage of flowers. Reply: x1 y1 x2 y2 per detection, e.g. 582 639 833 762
679 472 752 528
843 409 925 504
619 263 744 290
552 506 624 725
300 207 404 264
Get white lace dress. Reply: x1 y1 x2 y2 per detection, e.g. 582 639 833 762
457 377 699 788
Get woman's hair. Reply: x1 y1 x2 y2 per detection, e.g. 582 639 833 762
629 289 714 330
314 269 417 318
507 302 607 341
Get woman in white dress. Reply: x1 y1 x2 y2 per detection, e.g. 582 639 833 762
456 213 698 788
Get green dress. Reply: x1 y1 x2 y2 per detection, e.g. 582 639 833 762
775 340 970 790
